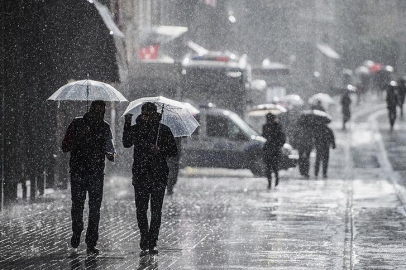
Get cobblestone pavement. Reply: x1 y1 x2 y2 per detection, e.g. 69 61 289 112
1 95 406 269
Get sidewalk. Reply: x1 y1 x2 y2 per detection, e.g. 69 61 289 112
1 94 406 269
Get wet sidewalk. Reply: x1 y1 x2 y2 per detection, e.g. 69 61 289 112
1 97 406 269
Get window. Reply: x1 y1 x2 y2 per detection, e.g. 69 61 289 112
207 115 228 137
206 114 247 140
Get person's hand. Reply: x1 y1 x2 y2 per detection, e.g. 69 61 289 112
106 152 115 162
332 145 336 149
150 144 160 154
125 114 133 124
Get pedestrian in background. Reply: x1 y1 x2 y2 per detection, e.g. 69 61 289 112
386 81 399 132
62 100 115 255
291 124 313 179
397 77 406 118
340 90 352 130
262 113 286 189
166 137 182 195
123 102 178 256
313 124 335 179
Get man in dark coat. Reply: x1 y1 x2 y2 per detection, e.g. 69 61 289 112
397 77 406 118
386 81 399 132
122 102 178 256
262 113 286 189
291 124 314 179
341 91 352 130
62 100 115 255
313 125 335 179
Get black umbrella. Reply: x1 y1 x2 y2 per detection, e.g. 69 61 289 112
298 110 332 126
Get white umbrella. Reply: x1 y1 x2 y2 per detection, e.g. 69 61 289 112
308 93 335 108
48 79 128 103
282 94 304 106
123 96 200 137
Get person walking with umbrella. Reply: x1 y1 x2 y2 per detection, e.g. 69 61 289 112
340 89 352 131
313 124 336 179
122 102 178 256
62 100 116 255
397 77 406 119
386 81 399 132
262 113 286 189
291 123 314 179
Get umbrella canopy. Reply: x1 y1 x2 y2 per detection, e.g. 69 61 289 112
48 79 128 102
308 93 335 108
281 95 304 107
123 96 200 137
299 110 332 126
248 103 287 116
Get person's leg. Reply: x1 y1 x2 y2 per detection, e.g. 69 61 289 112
314 149 321 177
134 184 150 250
322 150 330 178
70 174 87 248
303 149 311 178
85 174 104 249
149 184 166 251
265 161 272 189
273 159 279 186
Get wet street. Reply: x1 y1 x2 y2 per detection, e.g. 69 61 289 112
2 96 406 269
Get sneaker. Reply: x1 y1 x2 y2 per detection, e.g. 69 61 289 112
139 249 149 257
149 247 158 255
71 233 81 248
86 247 100 256
323 175 328 179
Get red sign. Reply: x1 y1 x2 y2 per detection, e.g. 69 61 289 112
138 44 159 60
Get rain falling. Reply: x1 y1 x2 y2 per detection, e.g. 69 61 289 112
2 0 406 269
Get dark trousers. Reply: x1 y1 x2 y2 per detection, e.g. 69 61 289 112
315 148 330 177
298 148 312 177
134 183 166 250
265 156 279 185
388 108 397 129
70 173 104 248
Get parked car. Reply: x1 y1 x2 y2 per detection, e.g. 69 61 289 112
180 106 298 176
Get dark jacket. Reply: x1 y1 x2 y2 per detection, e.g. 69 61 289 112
122 115 178 186
291 124 313 151
314 125 335 151
262 122 286 159
62 112 114 176
386 87 399 110
341 93 352 120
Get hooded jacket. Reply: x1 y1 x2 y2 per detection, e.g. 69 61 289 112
62 112 114 176
123 115 178 186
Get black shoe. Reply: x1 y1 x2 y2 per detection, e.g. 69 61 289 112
149 247 158 255
86 247 100 256
71 233 81 248
139 249 149 257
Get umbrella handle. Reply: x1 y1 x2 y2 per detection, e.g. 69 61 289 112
154 104 164 145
